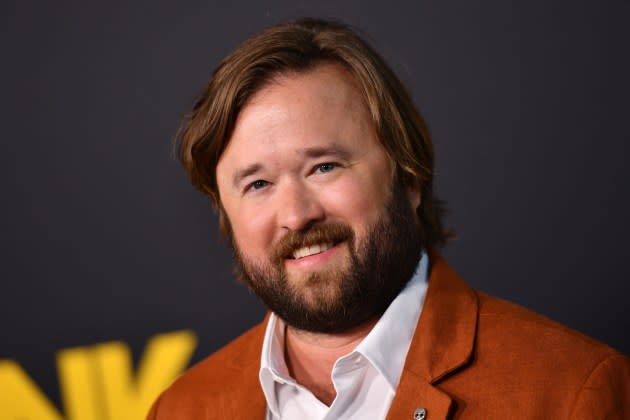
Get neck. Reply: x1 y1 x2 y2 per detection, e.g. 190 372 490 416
284 318 378 406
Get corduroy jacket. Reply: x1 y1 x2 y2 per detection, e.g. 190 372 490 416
148 253 630 419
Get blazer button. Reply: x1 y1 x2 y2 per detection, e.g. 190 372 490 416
413 407 427 420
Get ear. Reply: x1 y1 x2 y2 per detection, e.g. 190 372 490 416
393 164 421 212
406 180 422 211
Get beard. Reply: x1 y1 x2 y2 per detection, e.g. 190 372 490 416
230 176 424 333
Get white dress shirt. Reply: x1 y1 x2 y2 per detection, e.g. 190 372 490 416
259 252 429 420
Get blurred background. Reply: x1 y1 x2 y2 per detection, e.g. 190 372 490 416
2 0 629 418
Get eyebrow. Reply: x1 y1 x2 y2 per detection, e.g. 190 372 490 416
301 144 352 160
232 163 263 189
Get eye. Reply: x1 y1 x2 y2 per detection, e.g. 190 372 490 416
314 162 337 174
245 179 269 193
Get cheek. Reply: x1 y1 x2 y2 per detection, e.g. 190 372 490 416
227 203 276 259
320 174 389 231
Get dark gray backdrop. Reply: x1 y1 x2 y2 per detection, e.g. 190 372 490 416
2 0 629 410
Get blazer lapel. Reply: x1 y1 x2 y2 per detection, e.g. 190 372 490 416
386 251 478 420
386 370 454 420
217 320 268 420
225 365 266 420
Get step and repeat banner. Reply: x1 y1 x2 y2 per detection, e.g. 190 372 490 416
2 1 629 419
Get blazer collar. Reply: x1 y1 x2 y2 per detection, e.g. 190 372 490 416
386 250 479 420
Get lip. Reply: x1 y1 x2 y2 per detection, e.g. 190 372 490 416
284 241 345 270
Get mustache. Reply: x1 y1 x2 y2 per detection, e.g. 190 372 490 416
271 222 354 261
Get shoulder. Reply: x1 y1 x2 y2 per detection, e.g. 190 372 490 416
475 291 622 362
171 320 266 389
467 291 630 415
147 320 267 419
428 279 630 417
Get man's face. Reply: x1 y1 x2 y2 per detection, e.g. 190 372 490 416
216 63 423 332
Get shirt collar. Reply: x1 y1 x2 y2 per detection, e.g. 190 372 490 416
259 251 429 408
355 251 429 389
259 311 291 415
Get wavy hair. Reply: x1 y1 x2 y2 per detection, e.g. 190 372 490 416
176 18 452 247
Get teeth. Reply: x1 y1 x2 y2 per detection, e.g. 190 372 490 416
292 242 334 259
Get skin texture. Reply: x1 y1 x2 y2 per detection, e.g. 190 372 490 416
215 63 421 404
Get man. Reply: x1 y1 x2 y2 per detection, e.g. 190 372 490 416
148 18 630 419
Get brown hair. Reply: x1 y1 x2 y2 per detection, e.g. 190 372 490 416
177 17 452 248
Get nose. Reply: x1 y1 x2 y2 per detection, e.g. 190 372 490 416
277 180 325 232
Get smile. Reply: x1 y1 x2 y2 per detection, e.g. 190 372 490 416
291 242 335 259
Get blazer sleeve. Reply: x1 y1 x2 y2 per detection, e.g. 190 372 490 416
569 353 630 419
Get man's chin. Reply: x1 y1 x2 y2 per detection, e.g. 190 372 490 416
293 278 343 304
285 258 354 290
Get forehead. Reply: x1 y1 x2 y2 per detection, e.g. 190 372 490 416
253 63 365 106
241 63 370 134
217 63 379 170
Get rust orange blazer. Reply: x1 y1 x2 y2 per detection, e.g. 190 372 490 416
148 254 630 419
